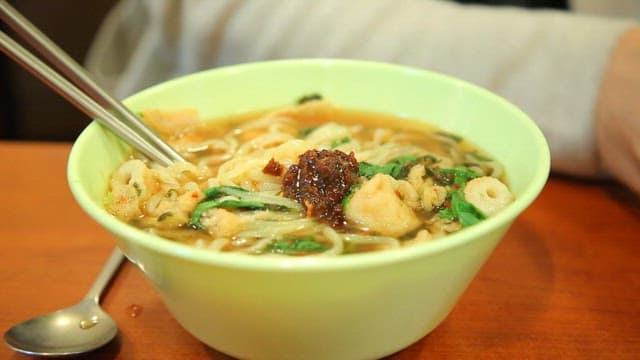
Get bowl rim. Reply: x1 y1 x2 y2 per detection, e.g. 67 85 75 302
67 58 550 272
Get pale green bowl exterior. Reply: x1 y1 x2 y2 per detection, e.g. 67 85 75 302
68 59 549 360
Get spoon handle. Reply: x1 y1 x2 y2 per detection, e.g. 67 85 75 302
83 248 125 304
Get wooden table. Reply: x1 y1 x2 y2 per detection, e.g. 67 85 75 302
1 141 639 359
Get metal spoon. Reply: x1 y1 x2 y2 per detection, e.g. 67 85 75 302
4 249 124 356
2 4 178 354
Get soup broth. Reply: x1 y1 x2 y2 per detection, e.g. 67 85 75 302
106 98 513 256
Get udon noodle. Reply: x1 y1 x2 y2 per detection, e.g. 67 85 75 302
106 97 513 256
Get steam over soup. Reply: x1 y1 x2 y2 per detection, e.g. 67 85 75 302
106 97 514 256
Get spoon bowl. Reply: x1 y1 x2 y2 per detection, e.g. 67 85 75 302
4 299 117 356
3 249 124 357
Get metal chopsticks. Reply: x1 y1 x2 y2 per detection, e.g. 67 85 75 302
0 0 185 166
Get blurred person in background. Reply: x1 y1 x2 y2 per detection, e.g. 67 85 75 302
85 0 640 196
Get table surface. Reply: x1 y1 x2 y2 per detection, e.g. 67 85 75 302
1 141 639 359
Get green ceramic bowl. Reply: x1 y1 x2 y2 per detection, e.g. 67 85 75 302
68 59 549 360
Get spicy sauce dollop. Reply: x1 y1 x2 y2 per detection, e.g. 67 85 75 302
282 149 359 228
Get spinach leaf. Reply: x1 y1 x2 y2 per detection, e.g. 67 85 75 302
190 199 265 230
203 185 249 199
201 186 301 211
432 167 479 186
341 183 362 208
358 155 418 179
190 186 303 230
450 190 485 226
267 237 330 255
437 207 455 220
358 162 386 178
437 189 486 227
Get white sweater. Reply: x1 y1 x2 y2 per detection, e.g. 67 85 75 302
85 0 637 177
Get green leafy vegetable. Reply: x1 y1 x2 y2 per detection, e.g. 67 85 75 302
203 185 249 199
450 190 485 226
433 167 484 227
190 199 265 230
202 186 302 210
190 186 303 230
266 237 330 255
341 183 362 208
437 207 455 220
431 167 479 186
358 155 418 179
357 162 383 178
437 189 486 227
